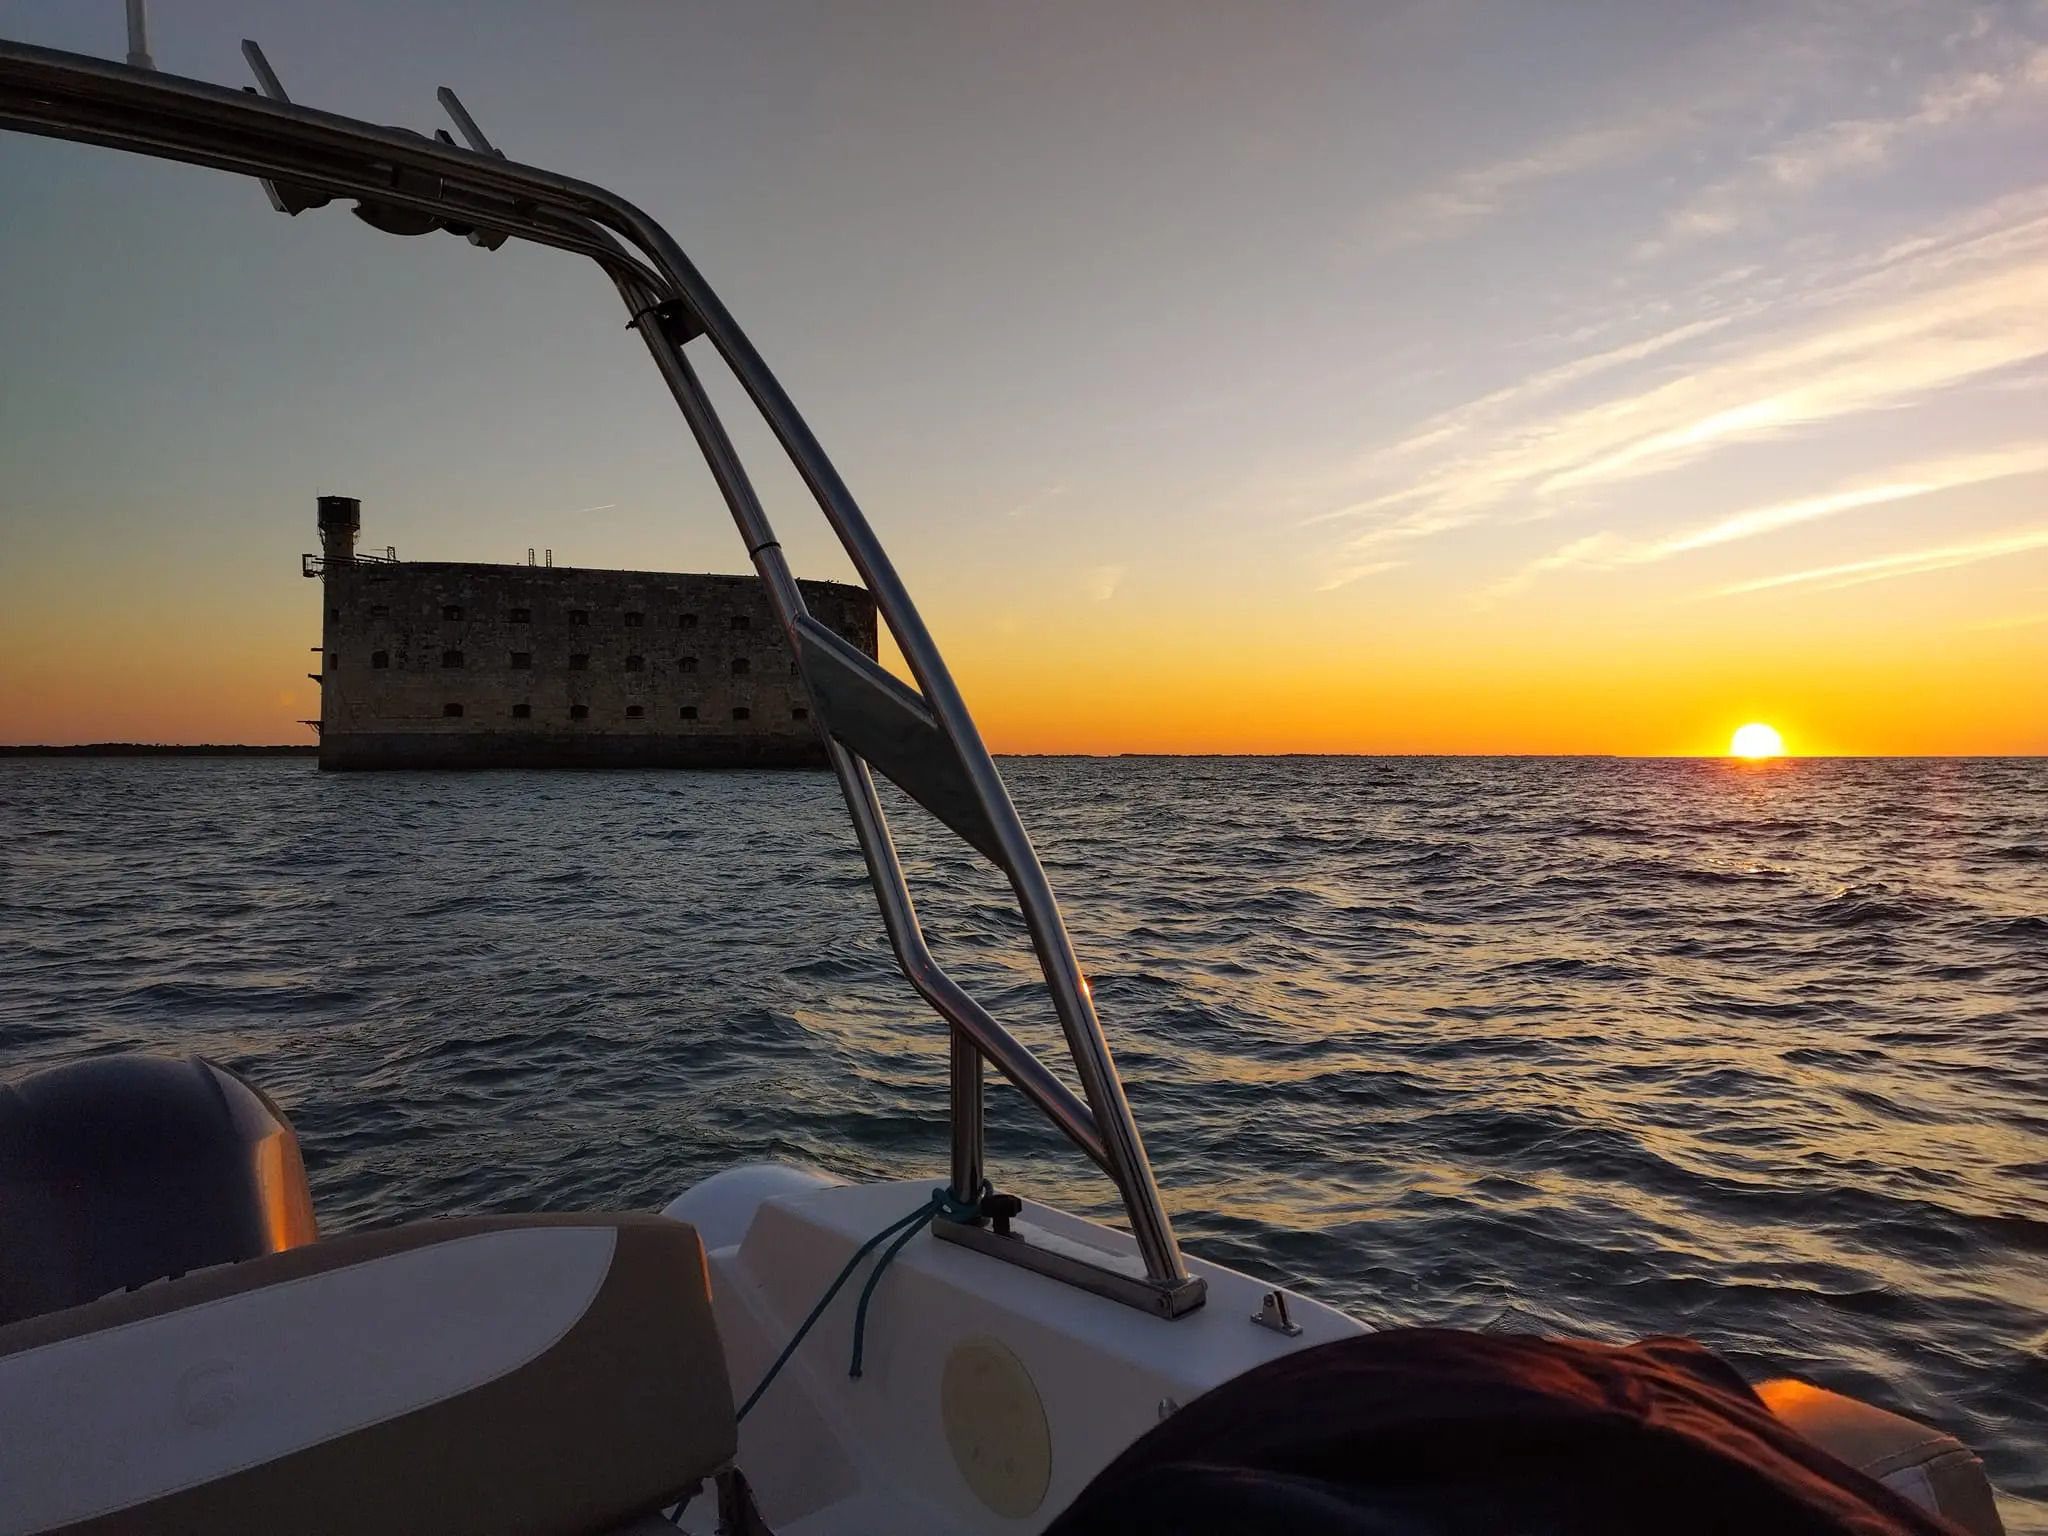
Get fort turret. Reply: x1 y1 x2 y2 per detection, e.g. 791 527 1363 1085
316 495 361 566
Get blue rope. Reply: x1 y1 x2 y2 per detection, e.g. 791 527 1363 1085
734 1183 987 1422
850 1182 984 1377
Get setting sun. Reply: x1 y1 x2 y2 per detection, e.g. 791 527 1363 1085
1730 723 1785 758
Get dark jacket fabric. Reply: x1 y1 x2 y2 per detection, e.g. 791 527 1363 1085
1044 1329 1956 1536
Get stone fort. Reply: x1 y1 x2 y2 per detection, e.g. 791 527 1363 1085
307 497 876 770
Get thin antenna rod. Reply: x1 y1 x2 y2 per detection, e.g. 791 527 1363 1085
437 87 505 158
240 39 289 102
124 0 154 70
237 40 312 216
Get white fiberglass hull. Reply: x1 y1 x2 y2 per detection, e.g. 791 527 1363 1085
663 1164 1362 1535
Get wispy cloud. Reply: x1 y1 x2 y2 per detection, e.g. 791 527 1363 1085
1377 9 2047 253
1301 6 2048 605
1712 527 2048 597
1078 564 1126 601
1638 476 1969 561
1006 483 1069 519
1529 258 2048 500
1315 558 1404 592
1646 41 2048 255
1363 317 1735 468
1486 444 2048 598
1322 194 2048 564
1379 117 1686 247
1481 533 1627 601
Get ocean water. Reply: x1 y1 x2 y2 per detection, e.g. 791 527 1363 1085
1 755 2043 1522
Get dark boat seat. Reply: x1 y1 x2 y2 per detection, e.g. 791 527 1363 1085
1041 1329 1989 1536
0 1212 736 1536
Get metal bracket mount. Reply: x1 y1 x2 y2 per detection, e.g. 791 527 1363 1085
933 1215 1208 1320
644 296 705 347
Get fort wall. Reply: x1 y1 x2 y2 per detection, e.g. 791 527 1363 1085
312 511 874 770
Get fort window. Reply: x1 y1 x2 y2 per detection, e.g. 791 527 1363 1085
625 705 645 719
370 604 389 617
679 613 698 629
731 657 750 675
790 662 801 677
624 611 644 628
371 650 389 669
792 707 809 721
569 653 589 671
680 705 698 720
509 608 531 624
624 654 646 673
510 652 533 670
442 605 463 621
328 608 339 622
730 615 750 632
512 703 532 719
569 609 589 625
679 656 698 673
327 652 338 670
443 702 464 718
570 704 589 721
732 706 751 721
442 649 464 669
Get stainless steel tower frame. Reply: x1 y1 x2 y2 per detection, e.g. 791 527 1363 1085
0 38 1203 1316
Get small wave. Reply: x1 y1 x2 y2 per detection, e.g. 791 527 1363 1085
1486 955 1650 983
1781 1045 1888 1069
1980 914 2047 939
1814 886 1928 926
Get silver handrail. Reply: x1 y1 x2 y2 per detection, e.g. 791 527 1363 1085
0 38 1200 1308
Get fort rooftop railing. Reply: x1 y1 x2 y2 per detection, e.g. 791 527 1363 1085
302 550 397 578
0 36 1204 1317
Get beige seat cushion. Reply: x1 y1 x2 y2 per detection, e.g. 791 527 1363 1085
0 1213 735 1536
1759 1377 2005 1536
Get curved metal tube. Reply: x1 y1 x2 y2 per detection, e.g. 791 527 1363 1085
0 37 1187 1290
626 319 1111 1175
564 142 1185 1287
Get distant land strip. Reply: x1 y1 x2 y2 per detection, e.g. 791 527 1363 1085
0 744 319 757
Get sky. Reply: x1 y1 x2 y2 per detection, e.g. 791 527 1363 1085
1 0 2044 754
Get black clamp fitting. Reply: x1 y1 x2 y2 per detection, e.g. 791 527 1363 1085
979 1192 1024 1236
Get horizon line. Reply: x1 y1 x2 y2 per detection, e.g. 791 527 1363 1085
2 744 2040 762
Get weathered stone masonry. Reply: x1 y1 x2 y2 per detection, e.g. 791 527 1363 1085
308 497 875 770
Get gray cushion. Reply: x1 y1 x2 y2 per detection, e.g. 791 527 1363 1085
0 1213 736 1536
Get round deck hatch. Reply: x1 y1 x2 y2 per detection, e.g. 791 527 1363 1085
941 1336 1052 1518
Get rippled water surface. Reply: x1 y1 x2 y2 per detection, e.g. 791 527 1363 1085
3 756 2044 1522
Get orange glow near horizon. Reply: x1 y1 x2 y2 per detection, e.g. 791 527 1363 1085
0 568 2042 756
910 596 2045 758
